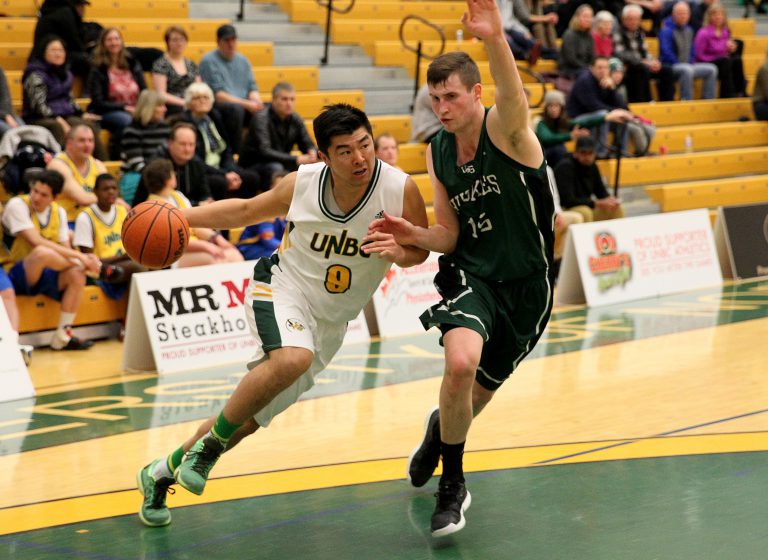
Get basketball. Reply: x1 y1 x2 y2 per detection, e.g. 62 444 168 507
121 200 190 269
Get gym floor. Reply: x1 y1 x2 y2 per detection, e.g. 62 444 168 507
1 277 766 559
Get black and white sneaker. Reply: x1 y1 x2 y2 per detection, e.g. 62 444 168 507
406 406 441 487
431 480 471 537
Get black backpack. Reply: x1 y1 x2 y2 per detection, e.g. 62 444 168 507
1 141 54 195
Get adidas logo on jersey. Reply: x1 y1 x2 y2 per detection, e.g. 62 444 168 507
374 210 384 219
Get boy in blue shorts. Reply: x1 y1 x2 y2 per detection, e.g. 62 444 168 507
1 170 101 350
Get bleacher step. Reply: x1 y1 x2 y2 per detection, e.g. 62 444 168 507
362 89 416 115
273 44 372 66
190 1 290 22
318 66 412 91
233 21 326 42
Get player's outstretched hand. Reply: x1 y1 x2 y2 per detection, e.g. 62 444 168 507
367 211 417 246
461 0 503 41
361 231 406 263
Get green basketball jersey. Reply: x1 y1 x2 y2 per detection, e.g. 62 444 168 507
430 109 555 282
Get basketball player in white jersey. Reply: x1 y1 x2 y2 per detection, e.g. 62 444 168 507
136 104 429 527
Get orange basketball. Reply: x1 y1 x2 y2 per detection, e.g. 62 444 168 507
121 200 190 269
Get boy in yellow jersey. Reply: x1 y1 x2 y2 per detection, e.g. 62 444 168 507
73 173 146 300
0 202 33 364
142 159 243 267
1 170 101 350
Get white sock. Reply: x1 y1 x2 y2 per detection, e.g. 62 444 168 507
152 459 174 480
51 312 77 349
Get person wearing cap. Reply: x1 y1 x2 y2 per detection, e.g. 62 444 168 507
553 136 624 223
565 56 635 158
32 0 93 80
534 89 631 166
199 24 264 155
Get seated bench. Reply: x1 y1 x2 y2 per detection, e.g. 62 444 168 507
645 176 768 212
18 285 127 333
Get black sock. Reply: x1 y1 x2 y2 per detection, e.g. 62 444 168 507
440 441 465 483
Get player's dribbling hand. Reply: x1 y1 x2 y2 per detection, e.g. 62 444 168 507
360 231 405 263
461 0 503 41
366 211 417 246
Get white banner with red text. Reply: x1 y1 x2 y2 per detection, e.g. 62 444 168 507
0 303 34 402
121 261 368 375
556 209 722 307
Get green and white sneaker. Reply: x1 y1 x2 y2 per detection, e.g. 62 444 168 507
175 434 225 495
137 459 175 527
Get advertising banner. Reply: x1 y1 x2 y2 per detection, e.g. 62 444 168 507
714 203 768 279
122 261 370 374
0 303 34 402
372 252 441 337
557 210 722 307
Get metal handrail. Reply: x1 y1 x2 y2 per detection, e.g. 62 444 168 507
398 15 445 111
317 0 356 65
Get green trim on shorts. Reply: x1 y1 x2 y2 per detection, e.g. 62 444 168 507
251 256 282 352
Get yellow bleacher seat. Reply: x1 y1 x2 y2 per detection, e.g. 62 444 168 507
596 146 768 187
18 286 127 333
331 19 466 56
373 40 488 68
0 0 189 18
396 142 427 174
0 18 229 44
650 121 768 153
288 0 466 25
645 176 768 212
629 98 754 126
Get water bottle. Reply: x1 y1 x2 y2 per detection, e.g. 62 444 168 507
456 29 463 42
684 134 693 153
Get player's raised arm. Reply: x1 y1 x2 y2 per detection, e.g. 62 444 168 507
464 0 542 167
183 173 295 229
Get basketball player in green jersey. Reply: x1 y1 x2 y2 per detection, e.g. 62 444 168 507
368 0 555 537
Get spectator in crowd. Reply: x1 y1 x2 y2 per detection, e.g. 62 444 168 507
534 89 626 167
152 26 202 116
32 0 92 80
375 133 402 170
47 123 110 224
613 4 676 102
410 84 442 143
141 159 243 267
119 90 171 205
199 24 264 155
608 58 656 156
239 82 317 189
554 136 624 222
235 170 287 261
0 201 33 364
694 4 746 98
132 122 212 206
0 69 24 139
546 166 584 283
565 57 634 158
22 35 107 160
592 11 616 58
498 0 546 64
752 47 768 120
86 27 147 159
526 0 558 54
1 169 99 350
659 1 717 100
558 5 595 81
73 173 143 300
178 82 261 200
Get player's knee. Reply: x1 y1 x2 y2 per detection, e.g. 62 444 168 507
445 353 478 383
61 267 86 287
272 348 313 381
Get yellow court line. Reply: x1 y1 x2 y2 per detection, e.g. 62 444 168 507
34 373 160 397
0 431 765 536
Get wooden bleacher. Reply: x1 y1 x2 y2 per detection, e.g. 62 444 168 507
0 0 190 18
17 286 127 334
645 176 768 213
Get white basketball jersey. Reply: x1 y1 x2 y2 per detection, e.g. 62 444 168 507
273 160 406 323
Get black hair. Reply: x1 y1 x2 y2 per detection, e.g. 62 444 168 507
33 169 65 196
142 159 174 194
312 103 372 155
94 173 116 190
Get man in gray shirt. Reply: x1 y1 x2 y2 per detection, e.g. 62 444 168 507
199 24 264 154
